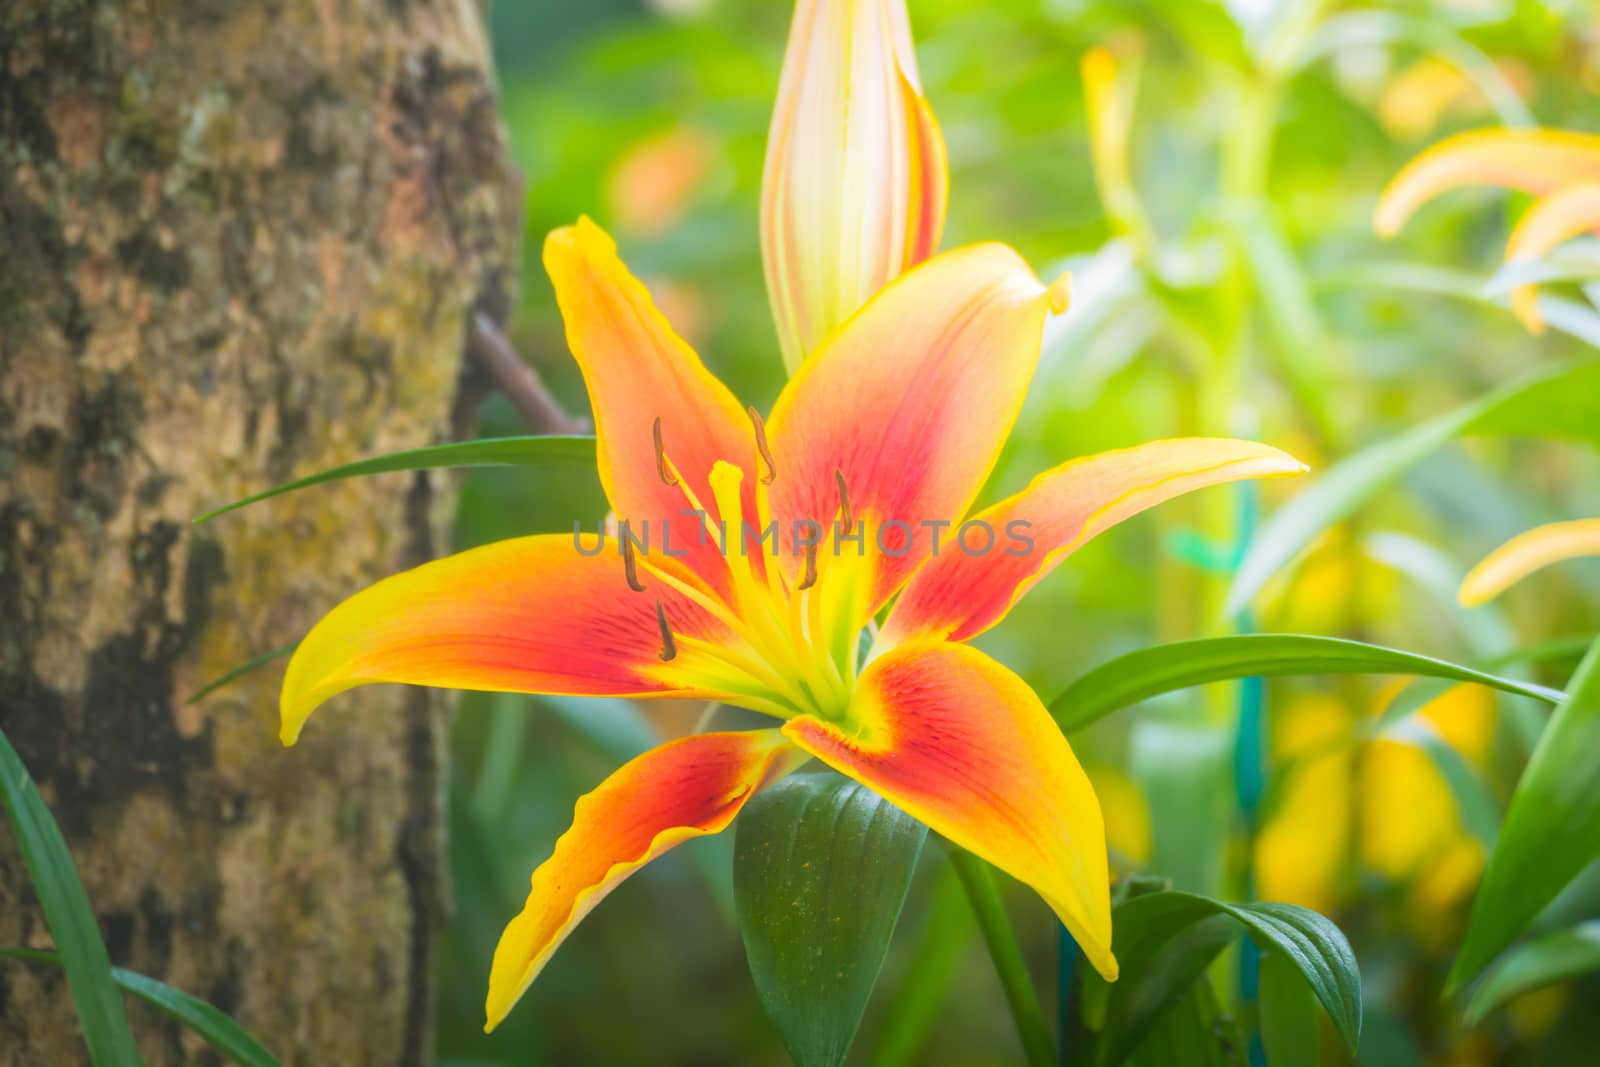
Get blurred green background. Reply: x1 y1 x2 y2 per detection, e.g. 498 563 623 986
441 1 1600 1063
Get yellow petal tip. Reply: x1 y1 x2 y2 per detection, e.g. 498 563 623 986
278 699 307 747
1077 934 1119 982
1047 271 1073 315
1373 209 1402 241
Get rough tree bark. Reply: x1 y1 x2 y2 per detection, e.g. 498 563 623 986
0 1 520 1063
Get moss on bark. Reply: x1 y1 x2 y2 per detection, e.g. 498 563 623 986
0 1 521 1062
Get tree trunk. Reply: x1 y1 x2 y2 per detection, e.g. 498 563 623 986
0 1 520 1063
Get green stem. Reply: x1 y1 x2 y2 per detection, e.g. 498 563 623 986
949 848 1056 1067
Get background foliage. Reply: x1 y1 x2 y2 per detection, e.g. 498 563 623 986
437 0 1600 1063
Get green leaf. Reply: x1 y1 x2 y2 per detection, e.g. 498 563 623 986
1260 949 1322 1067
1450 636 1600 991
1050 634 1564 734
1487 634 1598 672
0 726 144 1066
1132 721 1232 894
186 642 297 705
1082 890 1360 1064
734 773 927 1067
1462 921 1600 1024
194 435 598 521
1226 360 1600 616
1128 973 1246 1067
1337 261 1600 348
1091 911 1237 1066
0 948 278 1067
1483 242 1600 295
1363 531 1515 658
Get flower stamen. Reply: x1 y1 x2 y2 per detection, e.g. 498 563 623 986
835 469 853 533
653 416 678 487
621 533 647 593
655 600 677 662
797 541 820 591
748 406 777 485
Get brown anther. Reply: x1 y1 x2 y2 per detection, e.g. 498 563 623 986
796 541 820 591
655 600 678 662
653 416 678 487
748 406 776 485
621 534 646 593
835 469 853 533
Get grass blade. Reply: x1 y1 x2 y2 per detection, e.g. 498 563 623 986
194 435 597 522
0 948 278 1067
0 726 144 1065
1449 636 1600 992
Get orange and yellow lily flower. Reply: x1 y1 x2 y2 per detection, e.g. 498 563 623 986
762 0 947 372
278 217 1304 1030
1376 127 1600 332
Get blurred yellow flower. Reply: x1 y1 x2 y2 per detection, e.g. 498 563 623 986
1376 57 1529 141
1378 59 1478 142
1361 683 1492 935
1255 694 1353 913
1360 739 1472 881
1377 127 1600 332
1081 39 1148 241
1088 764 1152 871
1255 684 1494 923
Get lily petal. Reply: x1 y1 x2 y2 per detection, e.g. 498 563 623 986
762 0 948 372
883 438 1306 645
1458 518 1600 606
1375 128 1600 238
279 534 727 745
766 243 1065 613
545 218 757 594
782 642 1117 980
1503 183 1600 332
485 730 806 1031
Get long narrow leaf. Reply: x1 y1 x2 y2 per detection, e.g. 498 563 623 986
186 643 297 705
1050 634 1564 734
1450 636 1600 992
1226 360 1600 615
0 726 144 1066
0 948 277 1067
1462 921 1600 1024
194 436 597 521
